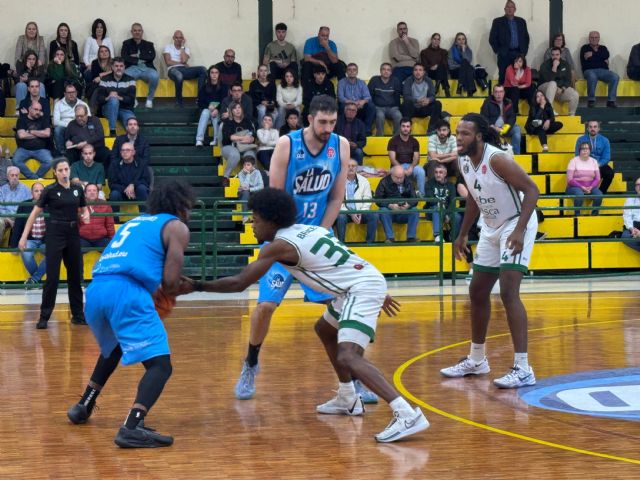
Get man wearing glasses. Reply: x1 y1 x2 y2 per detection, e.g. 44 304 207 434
13 102 53 179
64 104 110 167
215 49 242 87
108 142 151 214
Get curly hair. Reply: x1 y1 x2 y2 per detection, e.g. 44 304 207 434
460 113 500 147
146 180 196 216
248 188 297 229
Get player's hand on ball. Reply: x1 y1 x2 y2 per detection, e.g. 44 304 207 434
382 295 401 317
153 287 177 320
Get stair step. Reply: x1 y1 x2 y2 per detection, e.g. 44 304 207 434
155 175 220 185
147 134 200 145
152 165 216 176
151 145 216 157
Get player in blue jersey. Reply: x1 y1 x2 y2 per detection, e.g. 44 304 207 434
66 180 196 448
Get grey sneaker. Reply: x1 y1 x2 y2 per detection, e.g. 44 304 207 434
440 356 490 378
235 361 259 400
316 394 365 416
354 380 378 404
493 365 536 388
375 407 429 443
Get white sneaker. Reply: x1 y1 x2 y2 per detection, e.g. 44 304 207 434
375 407 429 443
440 356 490 378
145 99 153 109
316 394 364 416
195 140 203 147
493 365 536 389
210 139 217 146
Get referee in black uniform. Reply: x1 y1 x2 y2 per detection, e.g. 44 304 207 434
19 157 90 329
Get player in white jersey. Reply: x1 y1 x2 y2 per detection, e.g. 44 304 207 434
440 113 540 388
187 188 429 442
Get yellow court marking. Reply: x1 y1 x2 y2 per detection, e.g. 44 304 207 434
394 319 640 465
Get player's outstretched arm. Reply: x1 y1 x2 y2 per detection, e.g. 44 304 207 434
382 295 401 317
161 220 191 296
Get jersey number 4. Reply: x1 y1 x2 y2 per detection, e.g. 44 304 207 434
110 222 140 249
474 179 482 191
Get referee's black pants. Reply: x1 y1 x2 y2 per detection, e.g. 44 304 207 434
40 221 84 321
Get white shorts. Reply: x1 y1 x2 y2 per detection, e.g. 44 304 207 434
474 214 537 274
321 280 386 350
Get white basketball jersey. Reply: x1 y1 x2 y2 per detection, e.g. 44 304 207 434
458 143 524 229
274 224 386 295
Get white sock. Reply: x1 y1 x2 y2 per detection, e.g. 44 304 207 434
389 397 414 417
469 343 486 363
514 353 529 370
338 381 356 400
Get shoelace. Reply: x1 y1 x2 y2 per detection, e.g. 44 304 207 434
381 411 401 431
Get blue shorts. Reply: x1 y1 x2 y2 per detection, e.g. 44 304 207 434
85 275 169 366
258 261 333 305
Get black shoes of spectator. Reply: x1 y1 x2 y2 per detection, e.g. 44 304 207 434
114 425 174 448
36 318 48 329
71 316 88 325
606 101 617 108
587 100 596 108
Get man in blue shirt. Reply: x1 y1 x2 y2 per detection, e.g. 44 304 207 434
301 26 346 86
337 63 375 136
0 166 32 241
574 120 614 193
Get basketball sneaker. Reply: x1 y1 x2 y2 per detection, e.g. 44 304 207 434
375 407 429 443
354 379 378 404
493 365 536 388
67 401 97 424
114 424 174 448
440 356 490 378
235 361 259 400
316 394 365 416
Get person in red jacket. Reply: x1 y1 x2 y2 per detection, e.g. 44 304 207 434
79 183 115 249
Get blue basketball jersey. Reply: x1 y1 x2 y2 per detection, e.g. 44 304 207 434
285 129 342 225
92 213 178 293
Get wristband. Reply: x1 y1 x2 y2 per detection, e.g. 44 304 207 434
193 280 204 292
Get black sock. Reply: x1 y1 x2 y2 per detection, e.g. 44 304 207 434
124 408 146 430
80 385 100 408
246 343 262 367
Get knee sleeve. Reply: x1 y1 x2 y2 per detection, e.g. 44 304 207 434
90 344 123 387
135 355 173 410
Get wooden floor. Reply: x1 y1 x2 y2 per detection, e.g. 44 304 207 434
1 291 639 479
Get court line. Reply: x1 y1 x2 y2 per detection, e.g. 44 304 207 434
394 319 640 465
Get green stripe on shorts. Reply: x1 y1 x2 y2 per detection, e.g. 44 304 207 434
326 303 340 321
339 320 376 342
500 263 528 274
473 264 500 274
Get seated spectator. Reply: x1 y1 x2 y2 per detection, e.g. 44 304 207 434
79 183 115 249
0 166 32 242
574 120 613 193
543 33 576 86
163 30 206 107
249 65 278 128
108 141 150 212
86 46 113 112
525 90 563 152
195 66 228 147
220 81 254 125
566 142 603 216
237 157 264 204
64 105 110 166
82 19 115 82
627 42 640 82
480 84 522 154
12 102 53 179
215 49 242 87
53 83 89 155
337 63 375 136
46 48 83 99
9 182 45 284
448 32 489 97
334 158 379 244
97 57 136 136
71 144 106 191
581 31 619 108
538 47 579 116
121 23 159 108
427 119 457 178
336 102 366 165
503 54 533 115
112 117 150 168
0 150 11 187
425 163 460 242
622 177 640 252
301 26 346 86
387 117 426 196
420 33 450 97
13 50 46 109
375 165 419 243
401 63 442 134
279 109 300 136
15 22 46 68
262 22 299 82
302 64 336 121
368 63 402 136
18 79 50 118
388 22 420 82
221 102 257 183
49 23 81 67
276 68 303 128
257 114 278 170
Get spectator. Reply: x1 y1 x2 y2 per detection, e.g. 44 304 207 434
420 33 451 97
401 63 442 134
12 102 53 179
249 64 278 128
335 102 366 165
538 47 579 116
262 22 299 82
220 81 254 124
0 166 32 241
121 23 159 109
627 42 640 81
622 177 640 252
388 21 420 82
9 182 45 285
71 144 106 191
504 54 533 115
301 26 346 85
301 64 336 121
49 22 81 67
480 84 522 154
368 62 402 136
15 22 46 67
17 79 50 118
276 68 303 128
580 31 619 108
108 142 150 211
215 49 242 87
375 165 419 243
334 158 379 244
0 150 11 187
543 33 576 85
425 163 460 242
87 46 113 112
195 66 228 147
237 157 264 204
163 30 206 107
489 1 530 85
337 63 375 136
256 114 278 170
79 183 115 249
525 90 563 153
46 48 83 99
574 120 613 193
13 50 46 109
279 109 300 136
64 104 111 166
448 32 489 97
427 119 458 178
97 57 136 136
387 117 426 196
111 117 150 167
53 83 89 155
82 19 115 76
221 102 257 183
566 142 603 216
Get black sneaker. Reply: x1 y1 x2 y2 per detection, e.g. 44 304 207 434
71 316 88 325
36 318 48 329
114 425 174 448
67 402 96 424
587 100 596 108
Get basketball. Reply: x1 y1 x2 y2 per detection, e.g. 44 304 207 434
154 288 177 320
